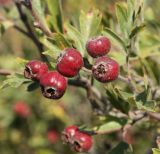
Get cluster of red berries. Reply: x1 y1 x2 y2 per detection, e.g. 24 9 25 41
24 36 119 100
61 126 93 152
23 36 119 152
24 47 83 99
86 36 119 83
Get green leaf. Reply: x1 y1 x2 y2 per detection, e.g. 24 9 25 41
106 87 130 114
109 51 126 66
114 88 136 104
98 121 122 132
46 0 63 32
152 148 160 154
102 28 127 52
16 57 28 67
129 24 145 39
27 82 39 92
31 0 50 33
51 33 71 49
127 0 135 19
40 37 61 52
136 86 156 112
79 10 102 43
136 100 156 112
42 50 59 61
116 3 128 36
109 142 131 154
127 0 135 29
0 74 31 90
66 24 84 55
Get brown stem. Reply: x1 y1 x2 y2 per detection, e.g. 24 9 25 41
25 0 52 37
0 69 13 76
147 112 160 121
68 77 109 115
15 2 46 61
131 112 147 125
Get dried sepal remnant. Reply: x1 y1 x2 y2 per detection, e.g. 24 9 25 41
24 60 48 81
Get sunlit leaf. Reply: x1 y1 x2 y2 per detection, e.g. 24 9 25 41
79 10 102 43
46 0 63 32
116 3 128 36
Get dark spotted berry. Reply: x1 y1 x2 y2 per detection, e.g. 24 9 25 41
92 56 119 83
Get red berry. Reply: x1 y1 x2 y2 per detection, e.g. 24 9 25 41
47 130 58 144
86 36 111 58
92 56 119 83
56 48 83 77
40 71 67 99
24 60 48 81
72 131 93 152
13 101 31 118
62 125 79 144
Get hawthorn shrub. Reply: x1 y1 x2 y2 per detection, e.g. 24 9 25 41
0 0 160 154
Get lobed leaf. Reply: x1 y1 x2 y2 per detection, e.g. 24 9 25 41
102 28 127 52
79 10 102 43
46 0 63 32
0 74 31 90
66 24 84 55
31 0 50 34
98 121 122 132
116 3 128 37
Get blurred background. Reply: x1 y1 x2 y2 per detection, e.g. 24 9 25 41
0 0 160 154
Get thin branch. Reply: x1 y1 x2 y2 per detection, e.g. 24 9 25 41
68 77 109 115
0 69 13 76
14 25 30 37
23 0 52 37
14 2 46 61
131 112 147 125
147 112 160 121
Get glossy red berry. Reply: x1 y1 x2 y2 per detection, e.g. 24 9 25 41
86 36 111 58
72 131 93 152
40 71 67 99
62 125 79 144
13 101 31 118
24 60 48 81
92 56 119 83
47 130 58 144
56 48 83 77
